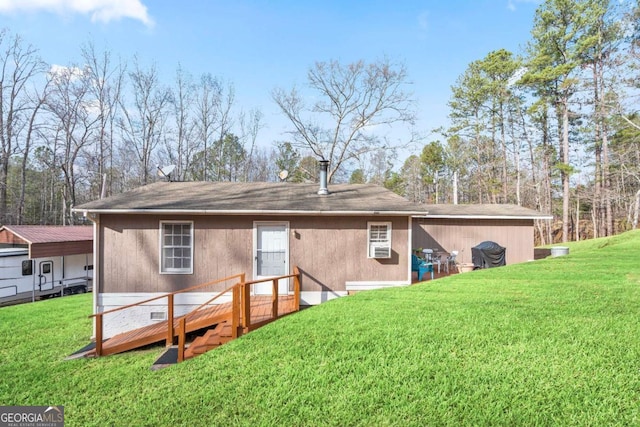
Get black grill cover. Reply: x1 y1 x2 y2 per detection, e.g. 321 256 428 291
471 241 506 269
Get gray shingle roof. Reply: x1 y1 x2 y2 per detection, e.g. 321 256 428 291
419 204 552 219
74 182 427 216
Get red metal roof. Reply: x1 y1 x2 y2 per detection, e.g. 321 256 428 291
0 225 93 258
0 225 93 244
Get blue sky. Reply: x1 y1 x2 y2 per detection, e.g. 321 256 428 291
0 0 540 152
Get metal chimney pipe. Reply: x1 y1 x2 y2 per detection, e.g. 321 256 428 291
317 160 329 195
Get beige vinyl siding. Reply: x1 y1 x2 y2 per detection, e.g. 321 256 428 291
289 216 408 291
100 215 252 294
412 218 535 265
99 214 410 294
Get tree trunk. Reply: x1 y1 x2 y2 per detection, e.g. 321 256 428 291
599 95 613 236
576 191 580 241
633 189 640 230
18 102 43 224
561 97 570 243
0 153 8 223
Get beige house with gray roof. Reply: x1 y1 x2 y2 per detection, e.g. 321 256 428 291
412 204 553 265
75 179 552 338
74 181 427 337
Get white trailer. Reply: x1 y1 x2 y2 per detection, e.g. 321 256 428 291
0 247 93 306
0 225 94 306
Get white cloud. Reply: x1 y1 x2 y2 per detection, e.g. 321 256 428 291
49 63 85 78
0 0 154 27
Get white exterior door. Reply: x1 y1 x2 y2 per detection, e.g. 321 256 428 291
254 222 289 295
38 260 54 291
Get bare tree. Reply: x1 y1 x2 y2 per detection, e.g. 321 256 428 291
45 64 100 224
118 59 171 185
17 75 50 224
398 154 423 203
81 42 124 199
212 81 234 180
167 65 196 181
238 108 263 181
192 74 220 181
191 74 234 181
249 147 276 182
272 58 416 182
0 30 46 223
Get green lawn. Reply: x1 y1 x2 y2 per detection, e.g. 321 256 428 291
2 230 640 426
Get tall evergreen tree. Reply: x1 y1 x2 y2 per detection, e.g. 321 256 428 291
524 0 595 242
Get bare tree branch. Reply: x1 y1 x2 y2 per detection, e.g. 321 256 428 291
272 58 416 182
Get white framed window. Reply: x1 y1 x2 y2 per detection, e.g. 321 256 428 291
367 221 392 259
160 221 193 274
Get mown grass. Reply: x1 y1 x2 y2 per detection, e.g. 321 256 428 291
1 230 640 426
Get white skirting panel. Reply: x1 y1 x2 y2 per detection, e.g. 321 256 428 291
345 281 410 291
299 290 348 306
97 292 230 339
97 286 401 337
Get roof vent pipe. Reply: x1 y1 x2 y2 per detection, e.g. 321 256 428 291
318 160 329 195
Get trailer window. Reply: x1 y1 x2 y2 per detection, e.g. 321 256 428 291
22 260 33 276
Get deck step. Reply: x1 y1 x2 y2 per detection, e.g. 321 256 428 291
68 294 297 361
184 322 235 359
92 303 234 357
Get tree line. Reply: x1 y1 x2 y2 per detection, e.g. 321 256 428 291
0 36 290 226
1 0 639 245
0 28 412 227
389 0 640 244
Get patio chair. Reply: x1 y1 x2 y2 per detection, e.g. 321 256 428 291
446 250 459 273
431 254 442 273
411 253 422 275
418 262 434 281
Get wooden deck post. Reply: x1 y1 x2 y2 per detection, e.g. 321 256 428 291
177 317 186 363
238 273 246 332
232 285 240 338
242 281 251 330
272 279 278 318
293 266 301 310
95 314 103 356
166 294 174 347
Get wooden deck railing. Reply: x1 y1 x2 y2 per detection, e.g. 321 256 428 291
91 267 302 359
176 266 301 362
240 266 301 330
89 273 245 356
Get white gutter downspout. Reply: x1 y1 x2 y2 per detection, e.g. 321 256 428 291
408 216 413 284
86 212 99 341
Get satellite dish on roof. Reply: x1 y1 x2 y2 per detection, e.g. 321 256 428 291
157 164 176 181
278 170 289 181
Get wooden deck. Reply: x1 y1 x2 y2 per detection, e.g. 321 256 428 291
246 295 297 324
411 263 460 283
88 295 297 358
